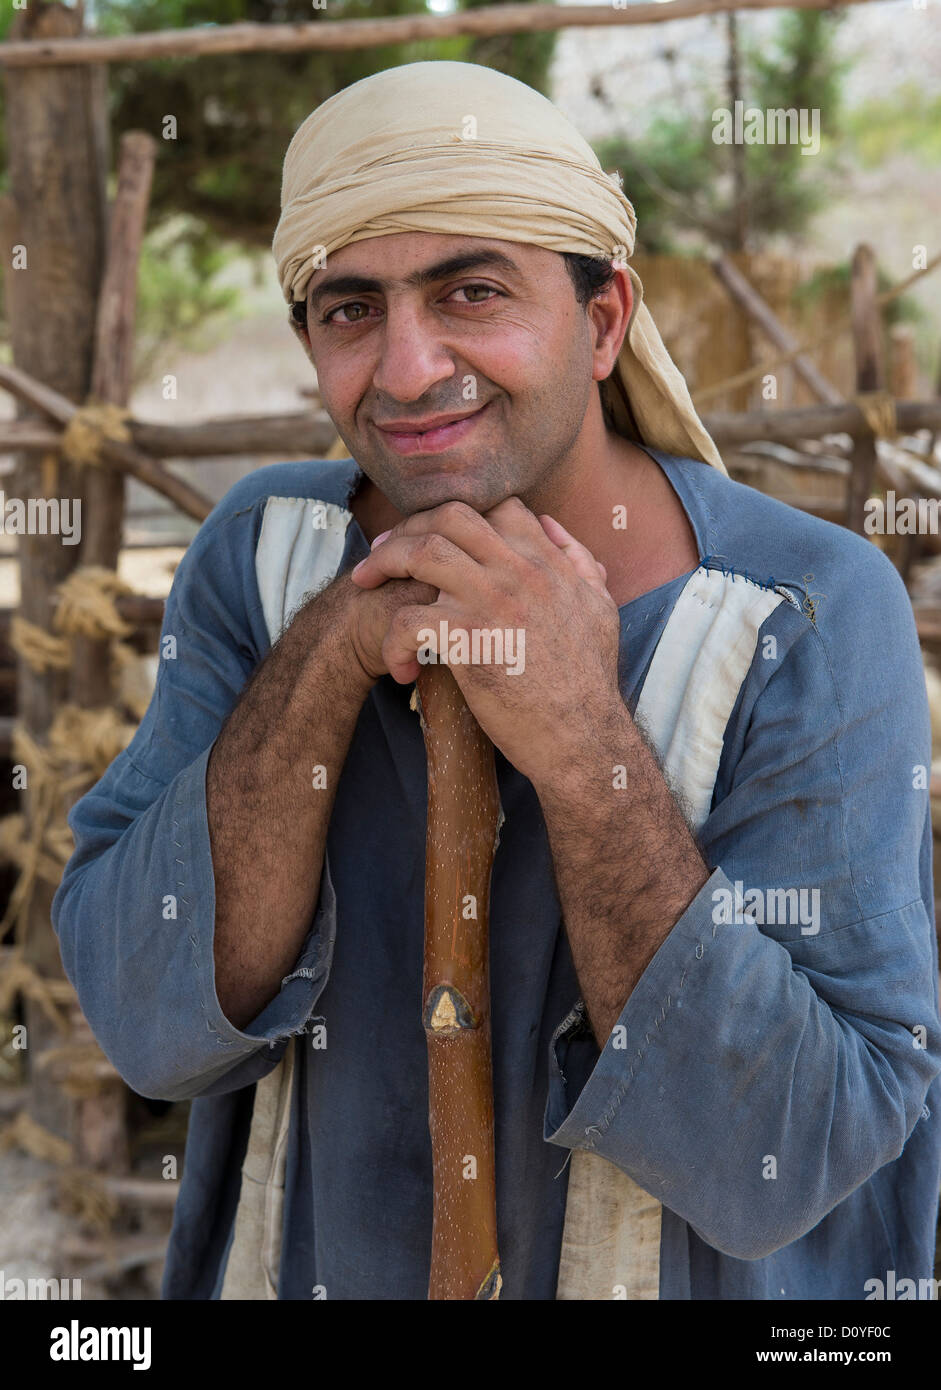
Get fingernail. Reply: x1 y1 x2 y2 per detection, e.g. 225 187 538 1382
352 557 366 573
371 529 392 549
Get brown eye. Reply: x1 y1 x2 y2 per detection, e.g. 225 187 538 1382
324 301 372 325
458 285 496 303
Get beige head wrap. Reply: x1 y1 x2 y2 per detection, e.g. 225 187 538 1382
273 61 725 473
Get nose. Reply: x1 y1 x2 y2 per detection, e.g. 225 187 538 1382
371 299 457 403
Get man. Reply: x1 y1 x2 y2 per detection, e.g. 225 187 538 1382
52 60 940 1301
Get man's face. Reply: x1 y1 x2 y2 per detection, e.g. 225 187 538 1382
296 232 609 515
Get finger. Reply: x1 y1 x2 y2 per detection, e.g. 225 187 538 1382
482 495 553 557
373 500 505 568
350 531 481 594
380 602 445 684
538 514 610 595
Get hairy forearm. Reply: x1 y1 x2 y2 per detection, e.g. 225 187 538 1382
534 700 710 1048
207 572 374 1029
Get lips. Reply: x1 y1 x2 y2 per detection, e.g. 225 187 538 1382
378 409 481 435
375 402 491 456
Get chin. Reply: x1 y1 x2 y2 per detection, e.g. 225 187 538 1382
379 467 504 518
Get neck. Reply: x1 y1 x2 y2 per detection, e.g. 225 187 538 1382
517 389 646 549
516 392 700 608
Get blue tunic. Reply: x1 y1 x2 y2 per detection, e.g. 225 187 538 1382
51 450 941 1300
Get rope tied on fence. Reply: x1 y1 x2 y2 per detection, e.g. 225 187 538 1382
59 401 132 468
11 567 136 677
0 948 74 1033
47 705 138 780
10 615 71 673
853 389 898 440
0 706 136 938
0 1108 73 1166
0 701 138 1149
53 565 134 641
0 560 147 1123
0 812 72 889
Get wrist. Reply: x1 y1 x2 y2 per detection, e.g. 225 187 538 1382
530 693 636 806
298 573 378 703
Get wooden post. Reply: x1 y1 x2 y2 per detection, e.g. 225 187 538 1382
926 338 941 465
846 244 885 533
1 1 109 1139
726 13 748 254
710 254 843 406
67 130 156 1174
888 325 923 583
889 325 917 403
72 131 157 706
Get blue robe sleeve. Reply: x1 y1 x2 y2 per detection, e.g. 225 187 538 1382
51 488 337 1102
544 542 941 1260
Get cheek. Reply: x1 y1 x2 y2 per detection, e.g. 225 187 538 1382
499 308 587 380
468 319 566 397
314 358 367 424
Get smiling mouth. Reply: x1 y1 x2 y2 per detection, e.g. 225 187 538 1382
374 402 491 455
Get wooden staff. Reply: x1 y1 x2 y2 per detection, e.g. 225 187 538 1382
413 664 502 1300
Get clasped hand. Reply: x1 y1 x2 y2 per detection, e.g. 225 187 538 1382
347 497 622 785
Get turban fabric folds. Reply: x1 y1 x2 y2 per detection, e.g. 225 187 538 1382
273 61 725 473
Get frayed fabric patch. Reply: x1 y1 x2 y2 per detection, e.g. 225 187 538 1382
699 554 780 594
699 555 809 620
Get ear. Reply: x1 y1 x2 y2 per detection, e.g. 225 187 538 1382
589 266 633 383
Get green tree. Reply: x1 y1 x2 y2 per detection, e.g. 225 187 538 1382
93 0 554 246
742 9 850 242
460 0 555 92
0 0 556 375
594 9 849 254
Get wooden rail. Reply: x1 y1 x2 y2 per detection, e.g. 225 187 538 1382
3 388 941 460
0 0 884 69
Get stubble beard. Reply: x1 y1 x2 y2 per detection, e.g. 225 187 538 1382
350 406 584 519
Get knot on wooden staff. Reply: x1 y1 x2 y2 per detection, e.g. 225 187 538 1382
60 400 132 468
423 983 476 1035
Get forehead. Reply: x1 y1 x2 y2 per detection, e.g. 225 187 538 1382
307 232 560 295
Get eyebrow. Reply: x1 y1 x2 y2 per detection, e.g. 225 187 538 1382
307 248 523 314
